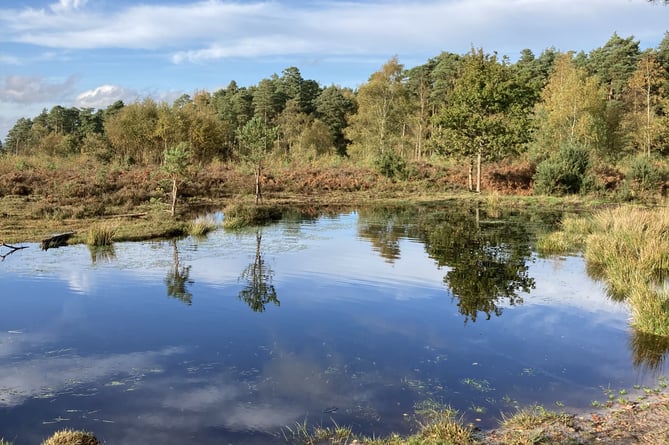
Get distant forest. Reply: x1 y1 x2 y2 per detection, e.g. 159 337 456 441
3 32 669 195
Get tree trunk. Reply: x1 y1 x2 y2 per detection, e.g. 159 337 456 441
467 161 473 192
476 149 482 194
171 177 178 217
255 162 263 205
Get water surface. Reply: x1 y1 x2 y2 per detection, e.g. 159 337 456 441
0 204 665 444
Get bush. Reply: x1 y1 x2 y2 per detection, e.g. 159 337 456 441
626 154 662 193
373 150 407 180
533 144 590 195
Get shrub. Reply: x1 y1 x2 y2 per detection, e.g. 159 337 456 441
374 150 407 180
626 154 662 193
533 143 590 195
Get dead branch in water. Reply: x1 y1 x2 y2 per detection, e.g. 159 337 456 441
40 232 76 250
0 242 29 261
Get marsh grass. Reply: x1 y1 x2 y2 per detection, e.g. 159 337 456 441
222 201 282 230
535 214 592 256
86 222 117 247
283 420 353 445
41 429 101 445
287 408 476 445
542 206 669 336
187 215 219 237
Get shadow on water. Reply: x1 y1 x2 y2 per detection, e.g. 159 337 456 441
238 230 280 312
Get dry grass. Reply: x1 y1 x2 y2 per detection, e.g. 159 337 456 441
41 429 101 445
187 215 219 236
86 222 117 246
541 205 669 336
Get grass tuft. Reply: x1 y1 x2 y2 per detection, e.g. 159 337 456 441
187 215 219 237
222 202 282 230
498 405 574 445
86 222 117 247
41 429 101 445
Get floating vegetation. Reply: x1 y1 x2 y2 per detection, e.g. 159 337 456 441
461 377 494 392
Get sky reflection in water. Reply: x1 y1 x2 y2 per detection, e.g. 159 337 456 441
0 208 664 444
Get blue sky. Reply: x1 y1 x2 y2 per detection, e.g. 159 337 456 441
1 0 668 141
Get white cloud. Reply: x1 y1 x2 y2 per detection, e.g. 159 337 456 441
0 0 666 60
50 0 88 13
0 54 20 65
74 84 138 109
0 75 76 104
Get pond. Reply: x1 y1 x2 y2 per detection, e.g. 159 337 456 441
0 202 666 444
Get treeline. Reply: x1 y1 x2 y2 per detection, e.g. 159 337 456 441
3 32 669 194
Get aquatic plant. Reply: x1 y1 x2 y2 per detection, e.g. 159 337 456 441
86 222 117 247
187 215 218 236
535 214 591 256
222 202 282 230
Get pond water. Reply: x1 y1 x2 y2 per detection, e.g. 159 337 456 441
0 203 667 444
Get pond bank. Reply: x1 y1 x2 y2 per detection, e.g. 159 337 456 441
19 392 669 445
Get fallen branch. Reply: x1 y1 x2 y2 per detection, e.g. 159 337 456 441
0 242 28 261
40 232 76 250
101 212 148 219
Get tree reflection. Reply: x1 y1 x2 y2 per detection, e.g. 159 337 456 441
165 239 194 305
357 207 412 263
421 206 535 322
358 203 536 323
238 231 279 312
